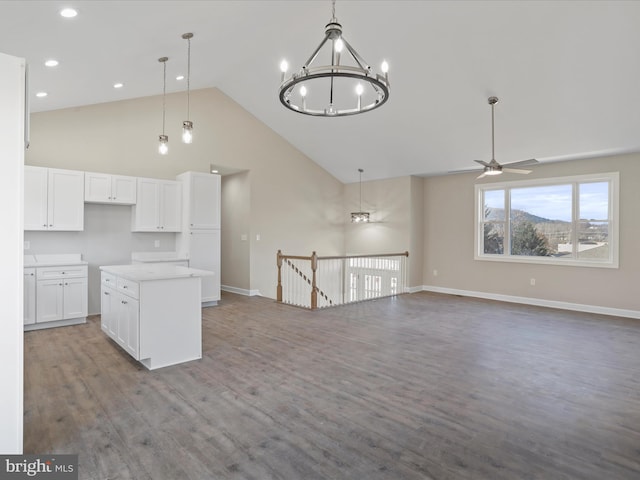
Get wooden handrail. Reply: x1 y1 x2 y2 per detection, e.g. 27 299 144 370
317 251 409 261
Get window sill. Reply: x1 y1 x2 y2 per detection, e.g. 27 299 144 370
474 254 618 269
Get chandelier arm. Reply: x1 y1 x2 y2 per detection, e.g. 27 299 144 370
341 37 370 72
303 33 332 69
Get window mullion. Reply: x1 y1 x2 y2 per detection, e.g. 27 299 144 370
572 182 579 259
504 188 511 256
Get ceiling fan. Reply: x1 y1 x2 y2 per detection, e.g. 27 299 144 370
462 96 538 179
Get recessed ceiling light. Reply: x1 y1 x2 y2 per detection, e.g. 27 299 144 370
60 8 78 18
211 169 219 174
36 92 48 98
113 83 124 89
176 75 185 81
44 59 59 67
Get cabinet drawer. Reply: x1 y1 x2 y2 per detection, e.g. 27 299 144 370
117 277 139 299
37 265 87 280
101 272 117 287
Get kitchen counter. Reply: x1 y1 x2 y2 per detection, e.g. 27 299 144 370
24 253 88 268
131 251 189 264
99 262 208 370
100 263 212 282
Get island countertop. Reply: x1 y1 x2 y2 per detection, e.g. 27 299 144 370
100 263 214 282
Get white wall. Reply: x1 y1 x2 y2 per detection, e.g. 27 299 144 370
0 52 24 454
423 153 640 315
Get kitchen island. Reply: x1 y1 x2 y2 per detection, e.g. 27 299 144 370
99 263 213 370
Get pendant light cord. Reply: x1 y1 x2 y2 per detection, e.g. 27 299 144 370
162 59 167 135
186 36 191 121
358 168 363 211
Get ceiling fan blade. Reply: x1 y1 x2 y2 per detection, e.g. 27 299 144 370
502 168 532 174
503 158 538 168
474 160 491 167
449 167 482 174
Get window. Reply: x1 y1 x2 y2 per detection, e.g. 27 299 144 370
475 172 619 267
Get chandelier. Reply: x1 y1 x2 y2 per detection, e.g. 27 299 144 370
279 0 390 117
351 168 370 223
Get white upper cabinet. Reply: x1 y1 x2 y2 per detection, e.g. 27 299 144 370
132 178 181 232
24 166 84 231
85 172 136 204
177 171 221 229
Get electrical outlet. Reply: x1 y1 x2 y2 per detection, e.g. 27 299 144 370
530 278 536 286
154 240 160 248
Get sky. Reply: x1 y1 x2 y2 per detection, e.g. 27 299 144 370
484 182 609 222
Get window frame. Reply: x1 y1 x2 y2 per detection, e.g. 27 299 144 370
474 172 619 268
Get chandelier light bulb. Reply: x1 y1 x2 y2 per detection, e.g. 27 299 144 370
280 59 289 73
300 85 307 97
381 60 389 73
355 83 364 96
334 38 344 53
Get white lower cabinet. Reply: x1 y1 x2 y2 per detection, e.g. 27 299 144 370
26 264 88 330
101 274 140 360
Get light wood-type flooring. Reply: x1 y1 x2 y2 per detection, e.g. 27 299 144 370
24 291 640 479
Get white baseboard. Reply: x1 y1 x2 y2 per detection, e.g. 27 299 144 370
221 285 261 297
421 285 640 320
405 285 423 294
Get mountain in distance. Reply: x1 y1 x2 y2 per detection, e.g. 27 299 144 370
485 208 568 224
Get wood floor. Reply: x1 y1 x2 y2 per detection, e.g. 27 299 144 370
24 291 640 480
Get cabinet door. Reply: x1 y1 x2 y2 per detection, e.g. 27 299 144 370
189 230 221 302
111 175 137 204
23 269 36 325
63 277 87 319
101 287 116 335
24 166 48 230
123 297 140 359
189 173 220 229
84 172 111 203
133 178 160 231
48 168 84 231
36 280 64 323
160 181 182 231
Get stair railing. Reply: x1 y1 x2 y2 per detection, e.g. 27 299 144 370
277 250 409 309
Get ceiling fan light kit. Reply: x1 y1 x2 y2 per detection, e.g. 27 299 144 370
278 0 390 117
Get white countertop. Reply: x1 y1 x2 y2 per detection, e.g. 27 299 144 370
24 254 87 268
100 263 213 282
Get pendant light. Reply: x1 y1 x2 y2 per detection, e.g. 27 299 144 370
181 32 194 144
351 168 370 223
158 56 169 155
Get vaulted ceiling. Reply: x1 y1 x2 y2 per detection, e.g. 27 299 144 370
1 1 639 182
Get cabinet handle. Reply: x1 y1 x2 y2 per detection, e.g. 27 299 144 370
30 273 34 276
104 292 110 295
61 271 65 274
42 224 47 227
121 300 127 305
58 283 63 286
122 285 128 289
49 224 53 227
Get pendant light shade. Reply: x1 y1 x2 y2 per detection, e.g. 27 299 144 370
351 168 370 223
181 32 194 144
158 56 169 155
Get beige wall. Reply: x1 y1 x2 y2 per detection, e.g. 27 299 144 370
221 172 250 291
423 153 640 312
343 175 424 289
27 87 344 298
